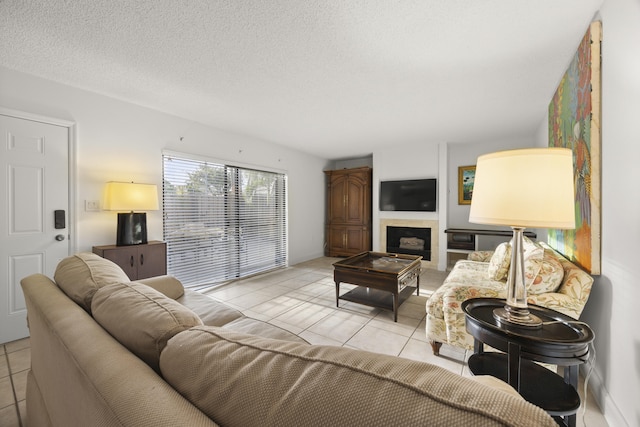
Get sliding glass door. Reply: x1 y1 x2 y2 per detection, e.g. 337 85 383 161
162 153 287 288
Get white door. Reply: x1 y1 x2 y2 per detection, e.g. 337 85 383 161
0 114 70 344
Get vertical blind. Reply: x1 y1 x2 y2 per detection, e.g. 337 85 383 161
162 153 287 288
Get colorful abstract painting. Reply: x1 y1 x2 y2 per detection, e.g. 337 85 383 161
548 21 601 275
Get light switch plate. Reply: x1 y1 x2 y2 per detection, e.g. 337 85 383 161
85 200 100 211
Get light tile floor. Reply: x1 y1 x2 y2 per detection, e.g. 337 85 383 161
205 256 608 427
0 256 608 427
0 338 29 427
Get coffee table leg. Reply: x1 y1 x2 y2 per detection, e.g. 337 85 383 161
335 281 340 307
393 293 398 322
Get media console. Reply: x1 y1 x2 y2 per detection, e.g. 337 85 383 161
444 228 537 268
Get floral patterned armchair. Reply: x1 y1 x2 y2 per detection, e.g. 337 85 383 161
425 241 593 355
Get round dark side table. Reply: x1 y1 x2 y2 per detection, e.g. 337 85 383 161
462 298 594 427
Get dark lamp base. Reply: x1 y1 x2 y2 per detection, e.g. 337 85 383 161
116 212 148 246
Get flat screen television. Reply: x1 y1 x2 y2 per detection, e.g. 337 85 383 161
379 178 437 212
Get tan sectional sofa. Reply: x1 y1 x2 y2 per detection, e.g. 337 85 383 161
21 252 557 426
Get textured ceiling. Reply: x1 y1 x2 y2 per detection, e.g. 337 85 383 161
0 0 602 159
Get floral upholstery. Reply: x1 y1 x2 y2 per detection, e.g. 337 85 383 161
487 242 511 280
467 251 493 262
426 242 593 352
522 237 544 287
528 249 565 294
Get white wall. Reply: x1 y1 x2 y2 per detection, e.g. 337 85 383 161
330 156 373 170
373 141 441 219
447 136 537 250
581 3 639 424
369 141 444 267
0 66 327 265
372 141 441 253
535 3 639 425
370 137 540 269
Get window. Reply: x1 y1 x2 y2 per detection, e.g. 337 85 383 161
162 152 287 288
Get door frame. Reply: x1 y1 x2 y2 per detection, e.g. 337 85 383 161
0 107 78 254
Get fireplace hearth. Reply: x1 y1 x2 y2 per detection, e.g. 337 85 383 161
386 226 431 260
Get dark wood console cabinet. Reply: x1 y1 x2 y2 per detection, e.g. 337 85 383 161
92 241 167 280
324 167 372 257
444 228 537 269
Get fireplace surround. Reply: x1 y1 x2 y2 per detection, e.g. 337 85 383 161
379 219 439 269
386 226 431 260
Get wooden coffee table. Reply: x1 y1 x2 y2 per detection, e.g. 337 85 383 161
333 251 422 322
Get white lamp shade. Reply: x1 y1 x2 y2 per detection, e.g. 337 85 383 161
103 182 159 212
469 148 576 229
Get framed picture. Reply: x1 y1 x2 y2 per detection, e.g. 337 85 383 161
458 165 476 205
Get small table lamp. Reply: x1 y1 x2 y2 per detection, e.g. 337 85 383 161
468 148 575 328
103 182 159 246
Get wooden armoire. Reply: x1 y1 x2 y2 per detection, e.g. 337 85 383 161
324 167 372 257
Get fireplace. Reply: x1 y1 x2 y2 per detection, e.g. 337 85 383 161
386 226 431 260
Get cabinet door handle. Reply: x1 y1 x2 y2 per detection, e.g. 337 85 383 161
130 255 134 267
140 253 144 265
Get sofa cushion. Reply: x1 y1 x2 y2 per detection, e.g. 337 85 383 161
54 252 130 312
92 282 203 372
487 242 511 281
177 290 245 326
448 259 492 274
222 317 308 343
527 249 565 294
160 326 556 427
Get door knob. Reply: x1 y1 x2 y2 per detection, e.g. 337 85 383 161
55 234 66 241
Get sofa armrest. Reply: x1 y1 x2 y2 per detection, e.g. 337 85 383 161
177 290 244 326
442 284 505 321
21 274 217 426
439 284 506 349
555 260 593 307
135 275 185 299
528 293 583 319
471 375 520 398
537 242 593 319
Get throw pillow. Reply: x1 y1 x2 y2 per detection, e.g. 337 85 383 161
54 252 130 312
487 242 511 281
468 251 494 262
522 237 544 288
92 282 202 373
527 249 565 294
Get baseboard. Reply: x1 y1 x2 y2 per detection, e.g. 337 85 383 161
290 251 326 265
581 364 629 427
